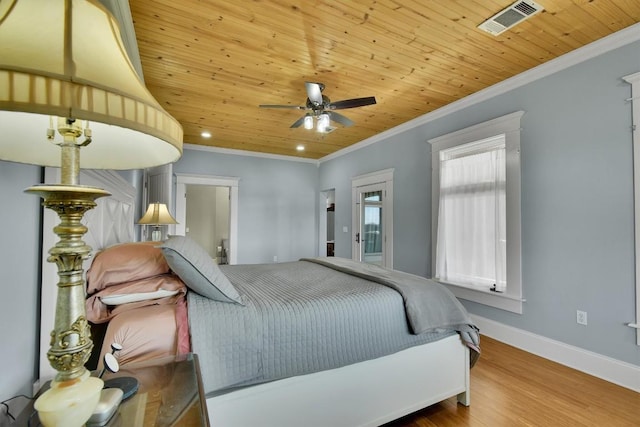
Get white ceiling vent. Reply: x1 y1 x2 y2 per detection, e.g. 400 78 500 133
478 0 544 36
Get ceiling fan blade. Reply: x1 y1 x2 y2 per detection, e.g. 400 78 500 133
305 82 324 106
259 104 305 109
329 96 377 110
329 112 354 127
290 115 306 128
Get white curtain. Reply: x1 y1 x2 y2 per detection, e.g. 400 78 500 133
435 147 506 291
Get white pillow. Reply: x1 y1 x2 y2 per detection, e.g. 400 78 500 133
100 289 179 306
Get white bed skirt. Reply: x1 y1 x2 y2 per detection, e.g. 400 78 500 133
206 334 470 427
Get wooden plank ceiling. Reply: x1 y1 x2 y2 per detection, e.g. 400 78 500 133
130 0 640 159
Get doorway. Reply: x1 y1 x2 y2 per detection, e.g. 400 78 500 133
318 189 335 257
325 190 336 257
185 185 230 263
175 174 239 264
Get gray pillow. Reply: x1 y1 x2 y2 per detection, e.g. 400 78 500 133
160 236 243 304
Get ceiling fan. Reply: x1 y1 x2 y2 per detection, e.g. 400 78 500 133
259 82 376 132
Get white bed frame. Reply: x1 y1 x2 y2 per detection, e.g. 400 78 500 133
43 169 471 426
207 334 470 427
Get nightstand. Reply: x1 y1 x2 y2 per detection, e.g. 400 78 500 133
17 353 210 426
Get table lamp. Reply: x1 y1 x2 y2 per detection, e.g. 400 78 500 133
0 1 183 426
138 202 179 241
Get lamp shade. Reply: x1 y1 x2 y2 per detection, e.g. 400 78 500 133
138 202 178 226
0 0 183 169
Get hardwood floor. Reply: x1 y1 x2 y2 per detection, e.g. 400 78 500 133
383 336 639 427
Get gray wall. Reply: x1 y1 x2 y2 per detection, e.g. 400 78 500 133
319 126 432 276
174 149 319 264
0 161 41 401
319 40 640 366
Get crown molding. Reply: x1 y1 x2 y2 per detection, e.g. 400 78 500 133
319 22 640 163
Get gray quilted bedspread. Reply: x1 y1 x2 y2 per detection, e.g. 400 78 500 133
188 259 475 395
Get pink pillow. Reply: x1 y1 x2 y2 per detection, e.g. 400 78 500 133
96 304 183 370
87 242 169 294
86 274 186 324
175 297 191 355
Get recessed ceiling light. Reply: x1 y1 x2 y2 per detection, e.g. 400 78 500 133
296 145 305 151
201 131 212 138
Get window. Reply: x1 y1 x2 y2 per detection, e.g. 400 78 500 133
429 112 524 313
436 136 506 291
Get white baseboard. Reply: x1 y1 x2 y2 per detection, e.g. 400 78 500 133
471 315 640 393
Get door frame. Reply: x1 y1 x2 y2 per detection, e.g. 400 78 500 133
318 192 328 257
351 169 394 268
175 174 239 265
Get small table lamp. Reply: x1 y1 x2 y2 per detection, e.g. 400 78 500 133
138 202 179 241
0 1 183 426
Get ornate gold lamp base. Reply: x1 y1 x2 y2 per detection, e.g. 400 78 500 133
27 184 110 427
0 0 181 420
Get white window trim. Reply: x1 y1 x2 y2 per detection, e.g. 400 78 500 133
429 111 525 314
622 72 640 345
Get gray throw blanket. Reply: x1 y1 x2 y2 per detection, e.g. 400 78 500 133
301 257 480 363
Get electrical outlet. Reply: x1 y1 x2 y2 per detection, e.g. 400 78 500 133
273 255 278 262
576 310 588 325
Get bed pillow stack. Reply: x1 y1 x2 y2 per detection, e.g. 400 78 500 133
85 241 187 324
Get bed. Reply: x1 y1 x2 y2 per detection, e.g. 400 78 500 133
84 235 480 427
34 170 479 426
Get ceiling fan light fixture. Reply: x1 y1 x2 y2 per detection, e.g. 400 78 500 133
303 114 314 130
318 113 330 132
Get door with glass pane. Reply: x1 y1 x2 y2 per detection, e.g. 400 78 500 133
356 183 385 266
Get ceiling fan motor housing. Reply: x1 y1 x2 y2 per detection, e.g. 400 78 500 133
306 95 331 112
